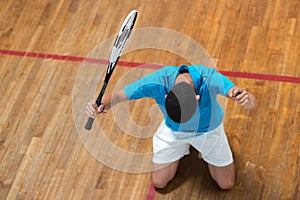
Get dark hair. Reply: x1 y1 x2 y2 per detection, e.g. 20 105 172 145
165 82 197 123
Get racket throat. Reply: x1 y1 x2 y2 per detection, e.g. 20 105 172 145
96 82 108 106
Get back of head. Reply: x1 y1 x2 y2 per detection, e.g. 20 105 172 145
165 82 197 123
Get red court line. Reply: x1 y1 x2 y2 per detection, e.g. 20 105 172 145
219 71 300 83
1 49 300 84
146 183 156 200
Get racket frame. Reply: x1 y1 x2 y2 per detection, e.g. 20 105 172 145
85 10 137 130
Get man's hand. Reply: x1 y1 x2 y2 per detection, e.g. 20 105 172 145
85 89 128 118
85 100 107 118
228 87 257 110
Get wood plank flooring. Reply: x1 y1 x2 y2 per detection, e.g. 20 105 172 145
0 0 299 199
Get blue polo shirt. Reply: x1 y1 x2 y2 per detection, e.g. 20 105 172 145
124 64 235 133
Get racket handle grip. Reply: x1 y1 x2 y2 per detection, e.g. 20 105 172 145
85 117 95 130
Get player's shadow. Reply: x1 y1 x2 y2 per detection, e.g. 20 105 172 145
154 143 264 199
155 146 220 194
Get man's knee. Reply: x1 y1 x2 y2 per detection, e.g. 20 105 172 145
152 176 169 189
217 178 235 190
151 161 180 189
208 162 235 190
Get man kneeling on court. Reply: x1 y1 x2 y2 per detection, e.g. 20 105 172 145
86 64 257 190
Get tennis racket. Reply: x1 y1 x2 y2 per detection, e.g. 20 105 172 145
85 10 138 130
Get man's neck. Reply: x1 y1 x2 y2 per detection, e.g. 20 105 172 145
175 73 195 88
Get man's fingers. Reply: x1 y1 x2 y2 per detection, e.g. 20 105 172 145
234 89 244 97
240 99 249 107
98 104 106 113
86 100 101 118
86 100 107 118
85 108 96 118
85 105 93 114
92 102 99 110
237 93 249 104
85 111 95 118
235 90 247 100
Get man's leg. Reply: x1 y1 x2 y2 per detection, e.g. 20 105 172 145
207 162 235 190
152 160 180 189
152 121 189 189
192 123 234 190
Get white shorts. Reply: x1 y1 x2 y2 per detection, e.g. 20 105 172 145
152 121 233 167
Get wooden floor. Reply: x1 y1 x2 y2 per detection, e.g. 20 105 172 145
0 0 299 199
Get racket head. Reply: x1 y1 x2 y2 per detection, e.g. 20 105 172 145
109 10 138 64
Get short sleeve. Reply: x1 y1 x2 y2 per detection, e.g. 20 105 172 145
124 71 164 100
206 70 235 96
